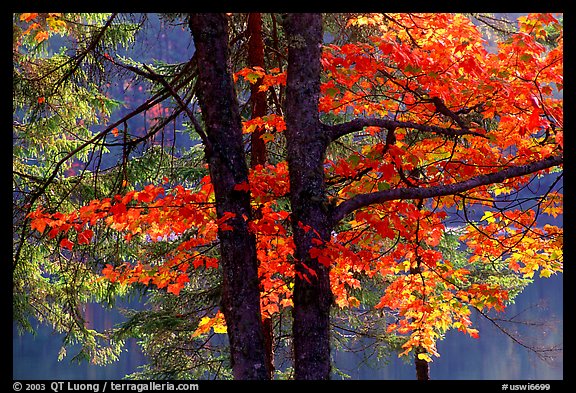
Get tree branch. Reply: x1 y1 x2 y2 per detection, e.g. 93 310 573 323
141 64 211 150
331 154 563 224
13 88 174 270
323 116 487 143
53 13 118 92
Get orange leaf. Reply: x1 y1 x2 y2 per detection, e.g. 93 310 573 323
34 31 49 43
30 217 48 234
167 282 184 296
20 13 38 22
101 264 119 283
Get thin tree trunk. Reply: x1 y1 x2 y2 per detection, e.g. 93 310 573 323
283 13 333 380
189 13 269 380
248 13 268 168
247 12 275 379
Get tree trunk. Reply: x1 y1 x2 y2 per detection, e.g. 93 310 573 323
247 12 275 379
248 12 268 168
283 13 333 380
415 346 431 380
189 13 269 380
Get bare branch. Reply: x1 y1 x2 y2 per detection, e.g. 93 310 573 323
323 116 487 143
331 154 563 224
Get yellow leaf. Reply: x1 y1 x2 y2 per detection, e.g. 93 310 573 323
522 271 535 279
192 316 213 337
243 123 257 134
480 211 496 224
348 296 360 308
417 353 432 362
213 323 227 334
539 268 553 278
492 185 512 196
212 311 227 334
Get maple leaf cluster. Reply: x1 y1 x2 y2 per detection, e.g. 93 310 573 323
18 13 67 45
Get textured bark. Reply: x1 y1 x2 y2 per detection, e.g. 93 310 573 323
283 13 333 380
189 13 269 380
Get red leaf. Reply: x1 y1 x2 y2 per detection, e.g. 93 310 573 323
296 271 312 284
205 258 219 269
137 190 153 203
310 247 331 267
233 181 251 192
60 237 74 250
317 255 331 267
77 229 94 245
176 273 190 285
48 227 60 239
110 202 127 216
167 283 183 296
217 211 236 231
300 262 318 278
219 223 234 231
527 110 544 131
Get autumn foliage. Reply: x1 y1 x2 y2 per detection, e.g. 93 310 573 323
25 12 562 366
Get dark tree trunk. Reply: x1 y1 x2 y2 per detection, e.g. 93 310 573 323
189 13 269 380
283 13 333 380
415 346 431 380
247 12 275 379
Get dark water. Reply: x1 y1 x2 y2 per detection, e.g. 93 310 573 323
335 275 563 380
13 275 562 380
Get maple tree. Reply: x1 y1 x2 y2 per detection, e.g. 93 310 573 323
15 12 562 380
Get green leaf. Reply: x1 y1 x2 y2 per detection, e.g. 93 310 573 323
326 87 340 97
404 64 422 74
246 72 261 84
377 182 390 191
348 154 361 166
